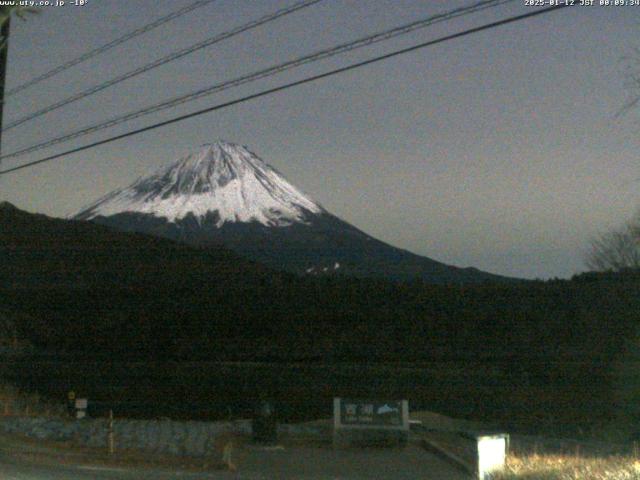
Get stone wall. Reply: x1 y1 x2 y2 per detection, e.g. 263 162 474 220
0 416 323 457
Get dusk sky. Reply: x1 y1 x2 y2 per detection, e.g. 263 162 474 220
1 0 639 279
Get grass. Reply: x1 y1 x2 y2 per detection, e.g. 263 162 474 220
495 453 640 480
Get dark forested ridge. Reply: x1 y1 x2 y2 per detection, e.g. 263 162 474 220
2 202 640 437
87 209 512 284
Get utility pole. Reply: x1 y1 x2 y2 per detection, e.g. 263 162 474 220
0 15 10 158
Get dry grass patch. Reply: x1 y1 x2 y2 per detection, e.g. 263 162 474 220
211 431 251 472
495 453 640 480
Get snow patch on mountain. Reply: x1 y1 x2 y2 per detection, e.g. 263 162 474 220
75 141 324 227
305 262 341 275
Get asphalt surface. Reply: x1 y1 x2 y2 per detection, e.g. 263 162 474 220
0 452 226 480
0 435 471 479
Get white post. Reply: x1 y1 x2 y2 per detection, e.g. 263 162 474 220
108 409 114 455
476 434 508 480
333 398 341 448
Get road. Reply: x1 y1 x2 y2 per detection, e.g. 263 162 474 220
0 435 471 479
0 456 220 480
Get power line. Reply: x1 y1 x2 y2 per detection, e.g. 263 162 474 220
1 0 514 162
2 0 324 131
5 0 218 98
0 4 569 177
0 14 9 157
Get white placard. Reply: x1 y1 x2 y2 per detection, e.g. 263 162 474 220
477 435 507 480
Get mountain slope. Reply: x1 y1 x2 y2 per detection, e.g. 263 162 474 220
0 201 300 356
75 141 511 283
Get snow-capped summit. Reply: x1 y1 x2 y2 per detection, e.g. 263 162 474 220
75 141 323 227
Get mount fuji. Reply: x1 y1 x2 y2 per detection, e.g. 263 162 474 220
75 141 507 283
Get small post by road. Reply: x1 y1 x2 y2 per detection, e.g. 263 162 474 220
108 409 114 455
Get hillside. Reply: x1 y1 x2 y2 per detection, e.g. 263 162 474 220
3 202 640 438
1 201 287 356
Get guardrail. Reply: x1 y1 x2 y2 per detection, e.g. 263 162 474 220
412 423 508 480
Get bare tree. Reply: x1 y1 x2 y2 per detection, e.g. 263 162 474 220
620 48 640 116
586 212 640 272
0 6 38 26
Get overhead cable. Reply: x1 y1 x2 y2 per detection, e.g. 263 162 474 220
0 4 570 177
5 0 218 98
1 0 514 161
3 0 324 130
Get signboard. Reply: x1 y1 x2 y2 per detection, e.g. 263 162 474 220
339 399 405 427
334 398 409 432
75 398 88 419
